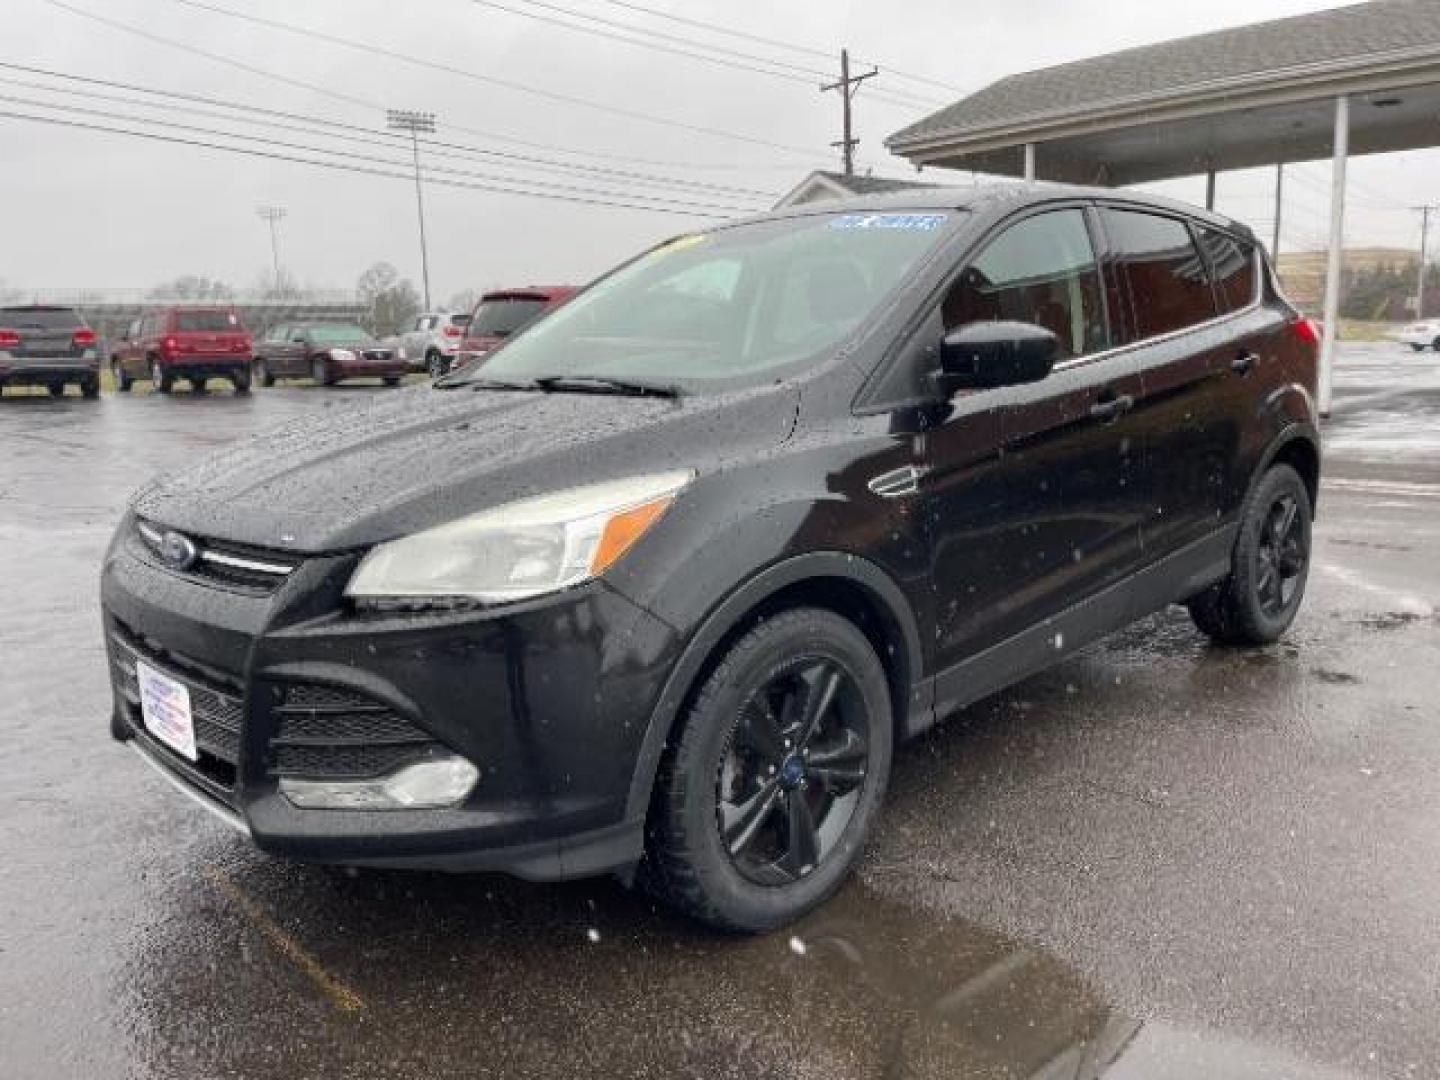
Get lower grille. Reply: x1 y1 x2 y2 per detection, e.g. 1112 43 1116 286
110 624 242 802
269 683 437 780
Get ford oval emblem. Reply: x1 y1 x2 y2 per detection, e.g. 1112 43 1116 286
160 530 199 571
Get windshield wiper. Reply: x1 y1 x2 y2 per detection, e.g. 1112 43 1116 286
434 376 541 392
532 374 682 398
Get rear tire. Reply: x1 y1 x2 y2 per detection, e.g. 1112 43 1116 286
149 358 172 394
80 375 100 399
382 375 401 387
1432 336 1440 352
642 608 893 932
112 358 133 392
231 367 251 394
1412 344 1426 353
426 351 447 379
1187 464 1312 646
47 383 65 398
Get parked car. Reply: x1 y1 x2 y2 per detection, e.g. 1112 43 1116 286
104 186 1319 931
110 307 252 394
453 286 576 370
385 311 471 378
0 304 100 398
1393 318 1440 351
251 322 406 386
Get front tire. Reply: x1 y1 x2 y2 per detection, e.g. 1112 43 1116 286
254 358 275 387
1432 336 1440 352
112 358 133 392
231 367 252 394
47 383 65 398
426 351 447 379
643 608 893 932
311 356 333 386
80 375 100 399
1187 464 1312 646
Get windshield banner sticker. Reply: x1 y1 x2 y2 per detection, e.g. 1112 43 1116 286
828 213 947 231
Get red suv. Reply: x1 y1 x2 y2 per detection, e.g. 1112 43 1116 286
455 286 576 369
111 307 253 394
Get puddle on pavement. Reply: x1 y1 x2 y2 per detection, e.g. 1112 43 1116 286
108 853 1354 1079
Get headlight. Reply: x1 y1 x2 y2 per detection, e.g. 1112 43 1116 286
345 470 693 604
330 348 356 362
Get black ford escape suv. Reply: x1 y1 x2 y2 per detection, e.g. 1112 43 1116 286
103 185 1319 931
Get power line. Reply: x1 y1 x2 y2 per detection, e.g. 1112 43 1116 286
584 0 965 94
0 107 747 219
0 62 778 200
143 0 822 156
0 94 762 215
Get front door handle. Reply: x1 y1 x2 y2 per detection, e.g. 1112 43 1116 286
1089 392 1134 422
1231 351 1259 375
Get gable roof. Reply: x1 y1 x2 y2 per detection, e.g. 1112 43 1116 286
773 169 937 208
889 0 1440 151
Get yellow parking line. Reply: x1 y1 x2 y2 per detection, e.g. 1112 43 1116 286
202 866 366 1013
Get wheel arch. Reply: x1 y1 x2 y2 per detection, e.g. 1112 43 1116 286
623 552 926 823
1254 422 1321 517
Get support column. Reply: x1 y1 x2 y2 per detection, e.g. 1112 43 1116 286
1023 142 1036 181
1205 169 1216 211
1319 94 1349 418
1272 163 1284 258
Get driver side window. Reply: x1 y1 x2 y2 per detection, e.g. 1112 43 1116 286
942 209 1108 360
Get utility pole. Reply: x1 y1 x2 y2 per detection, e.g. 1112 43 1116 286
1272 164 1284 260
387 108 436 310
255 205 286 292
1414 204 1438 320
820 49 877 177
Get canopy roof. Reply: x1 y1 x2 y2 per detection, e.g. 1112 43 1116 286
887 0 1440 183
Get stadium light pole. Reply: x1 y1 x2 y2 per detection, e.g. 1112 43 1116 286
387 109 436 310
255 205 286 292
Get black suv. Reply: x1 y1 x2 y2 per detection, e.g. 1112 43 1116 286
102 186 1319 930
0 305 101 398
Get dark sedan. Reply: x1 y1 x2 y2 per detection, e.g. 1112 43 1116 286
251 322 407 387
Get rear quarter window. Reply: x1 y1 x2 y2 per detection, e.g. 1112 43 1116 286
1195 227 1258 315
1 307 81 330
1101 208 1217 341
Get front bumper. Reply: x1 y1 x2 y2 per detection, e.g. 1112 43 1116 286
333 358 408 379
101 519 681 879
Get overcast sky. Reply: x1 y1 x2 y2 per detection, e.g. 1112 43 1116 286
3 0 1435 299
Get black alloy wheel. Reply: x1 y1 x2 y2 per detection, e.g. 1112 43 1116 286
1187 463 1312 646
644 607 892 931
719 657 870 885
427 351 447 379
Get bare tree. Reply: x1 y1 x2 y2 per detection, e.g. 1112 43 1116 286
147 275 235 301
357 262 421 335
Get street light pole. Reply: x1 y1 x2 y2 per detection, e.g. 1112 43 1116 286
1414 204 1437 320
255 205 286 292
387 109 436 310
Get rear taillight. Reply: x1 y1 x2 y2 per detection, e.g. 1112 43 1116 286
0 328 18 348
443 324 463 338
163 336 179 356
72 328 97 347
1291 317 1320 346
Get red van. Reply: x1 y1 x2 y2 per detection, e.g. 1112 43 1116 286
453 286 577 372
111 307 253 393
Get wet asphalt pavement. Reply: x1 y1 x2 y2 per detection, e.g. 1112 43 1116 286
3 345 1439 1079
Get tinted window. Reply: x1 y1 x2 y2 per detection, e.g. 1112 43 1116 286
1102 209 1216 340
1196 227 1257 314
942 209 1107 359
0 307 81 330
306 324 372 344
174 310 238 332
469 298 548 337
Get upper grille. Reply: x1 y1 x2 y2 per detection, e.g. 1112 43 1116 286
110 622 242 801
135 518 297 593
269 683 438 780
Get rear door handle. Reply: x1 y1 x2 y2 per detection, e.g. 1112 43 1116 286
1231 351 1259 375
1089 393 1134 422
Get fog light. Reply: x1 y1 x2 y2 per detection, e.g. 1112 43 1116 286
280 756 479 810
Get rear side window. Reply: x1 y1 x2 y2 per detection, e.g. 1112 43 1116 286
1195 227 1258 314
941 208 1108 359
0 307 81 330
174 310 239 332
1101 209 1216 341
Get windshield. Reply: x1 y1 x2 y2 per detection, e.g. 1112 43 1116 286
1 307 81 330
466 211 955 390
174 310 240 332
469 297 548 337
306 324 372 343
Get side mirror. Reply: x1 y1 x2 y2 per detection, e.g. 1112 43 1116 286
452 313 472 328
934 321 1059 395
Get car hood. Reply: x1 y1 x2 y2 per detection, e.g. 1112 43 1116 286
132 383 800 552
